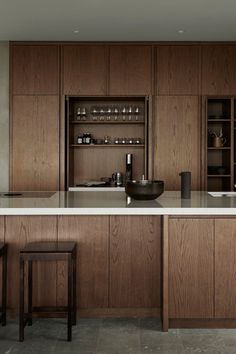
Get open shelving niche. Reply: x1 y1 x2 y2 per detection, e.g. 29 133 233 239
205 97 235 191
65 96 149 189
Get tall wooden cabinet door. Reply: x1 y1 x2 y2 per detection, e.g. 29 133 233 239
0 217 5 305
202 45 236 95
169 218 214 318
153 96 200 190
12 45 59 95
156 45 200 95
57 216 109 309
5 216 57 313
215 219 236 318
109 45 152 95
110 216 161 308
11 96 59 191
63 45 107 95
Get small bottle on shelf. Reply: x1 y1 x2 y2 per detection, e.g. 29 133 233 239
76 107 81 121
77 135 83 145
85 133 92 144
82 133 87 144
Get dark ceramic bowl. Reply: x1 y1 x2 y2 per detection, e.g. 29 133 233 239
125 180 164 200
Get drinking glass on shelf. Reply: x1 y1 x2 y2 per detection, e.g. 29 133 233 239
91 106 98 115
127 138 133 144
114 107 119 115
81 107 86 116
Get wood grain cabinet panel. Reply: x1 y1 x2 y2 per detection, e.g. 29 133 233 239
63 45 107 95
109 45 152 95
169 218 214 318
109 216 161 308
215 219 236 318
5 216 57 313
12 45 59 95
11 95 59 191
202 45 236 95
0 217 4 305
57 216 109 309
156 45 200 95
154 96 200 190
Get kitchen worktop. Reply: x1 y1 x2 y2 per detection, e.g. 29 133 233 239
1 191 236 215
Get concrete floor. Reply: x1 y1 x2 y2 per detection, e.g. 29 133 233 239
0 318 236 354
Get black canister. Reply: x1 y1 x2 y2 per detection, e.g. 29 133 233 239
179 171 191 199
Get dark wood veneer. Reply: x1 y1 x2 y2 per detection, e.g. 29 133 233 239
63 45 108 95
109 45 152 95
12 45 59 95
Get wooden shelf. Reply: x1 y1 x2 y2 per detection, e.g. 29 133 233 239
208 147 231 150
208 119 231 122
207 175 231 177
71 120 145 124
70 144 145 148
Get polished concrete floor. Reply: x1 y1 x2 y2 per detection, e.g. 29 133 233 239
0 318 236 354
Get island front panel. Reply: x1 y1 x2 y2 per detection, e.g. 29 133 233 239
3 215 162 317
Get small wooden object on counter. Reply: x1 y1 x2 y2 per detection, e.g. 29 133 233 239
19 242 77 342
0 243 7 326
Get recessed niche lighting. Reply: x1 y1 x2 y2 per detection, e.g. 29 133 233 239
177 29 185 34
73 30 79 34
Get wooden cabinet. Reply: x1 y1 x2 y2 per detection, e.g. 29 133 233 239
156 45 200 95
215 219 236 318
0 217 4 242
109 216 161 308
154 96 200 190
0 218 4 305
205 97 233 192
58 216 109 309
12 45 59 95
5 216 57 312
202 45 236 95
169 218 214 318
11 96 59 191
109 45 152 95
63 45 108 95
66 96 148 188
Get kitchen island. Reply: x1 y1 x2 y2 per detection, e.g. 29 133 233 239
1 191 236 331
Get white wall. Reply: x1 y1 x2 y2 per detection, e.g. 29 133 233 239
0 42 9 190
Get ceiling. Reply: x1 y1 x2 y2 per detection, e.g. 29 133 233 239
1 0 236 41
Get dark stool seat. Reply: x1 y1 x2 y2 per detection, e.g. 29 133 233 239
19 241 77 342
0 243 7 326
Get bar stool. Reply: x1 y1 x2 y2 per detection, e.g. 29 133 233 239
0 243 7 326
19 241 77 342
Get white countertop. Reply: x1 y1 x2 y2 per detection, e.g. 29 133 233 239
0 191 236 215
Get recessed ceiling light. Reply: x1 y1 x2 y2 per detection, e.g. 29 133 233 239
73 30 79 34
177 29 185 34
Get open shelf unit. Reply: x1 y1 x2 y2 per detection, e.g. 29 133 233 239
205 97 235 191
65 96 149 189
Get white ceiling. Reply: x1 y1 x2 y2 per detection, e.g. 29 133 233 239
1 0 236 41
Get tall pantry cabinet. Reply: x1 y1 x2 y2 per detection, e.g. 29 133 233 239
11 45 60 191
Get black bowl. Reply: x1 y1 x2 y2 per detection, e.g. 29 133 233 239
125 180 164 200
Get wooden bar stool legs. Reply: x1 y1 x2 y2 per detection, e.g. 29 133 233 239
19 242 77 342
0 244 7 326
67 248 77 341
19 257 24 341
